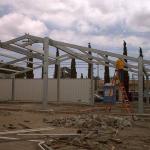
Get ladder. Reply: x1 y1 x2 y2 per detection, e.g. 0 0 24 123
106 70 133 115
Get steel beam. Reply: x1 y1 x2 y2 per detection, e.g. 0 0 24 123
0 43 55 64
1 43 43 60
51 39 138 62
55 45 138 73
0 68 20 73
2 34 27 44
10 56 71 77
0 52 18 59
97 54 138 73
52 38 150 70
55 45 94 64
51 42 138 73
26 34 44 43
0 52 38 66
11 65 42 77
0 61 32 70
0 57 28 68
19 39 35 47
14 44 44 55
25 45 44 55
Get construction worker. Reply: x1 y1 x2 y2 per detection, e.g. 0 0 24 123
116 58 125 83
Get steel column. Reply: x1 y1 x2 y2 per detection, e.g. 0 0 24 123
138 56 144 113
42 37 49 109
57 61 60 103
90 63 94 105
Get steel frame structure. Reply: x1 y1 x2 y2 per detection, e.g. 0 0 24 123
0 34 150 113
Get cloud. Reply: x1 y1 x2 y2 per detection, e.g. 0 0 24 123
0 13 48 41
144 50 150 59
127 11 150 32
0 0 150 55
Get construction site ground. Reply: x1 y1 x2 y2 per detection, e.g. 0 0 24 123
0 101 150 150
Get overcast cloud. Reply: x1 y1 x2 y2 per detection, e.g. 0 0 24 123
0 0 150 59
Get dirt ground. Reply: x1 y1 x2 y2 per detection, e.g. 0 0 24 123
0 102 149 150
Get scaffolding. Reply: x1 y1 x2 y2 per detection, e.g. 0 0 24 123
0 34 150 113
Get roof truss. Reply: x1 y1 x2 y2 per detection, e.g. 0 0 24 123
0 34 149 78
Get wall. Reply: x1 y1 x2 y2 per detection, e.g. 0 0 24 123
60 79 91 103
15 79 43 101
0 79 12 100
0 79 91 104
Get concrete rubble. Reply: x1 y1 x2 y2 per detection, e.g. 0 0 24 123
45 114 133 150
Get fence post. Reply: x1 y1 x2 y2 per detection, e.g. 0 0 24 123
11 77 15 101
146 75 149 105
57 61 60 103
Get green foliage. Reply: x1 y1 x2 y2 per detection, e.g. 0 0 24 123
54 48 59 78
81 73 83 79
139 47 143 57
123 41 129 93
104 55 110 83
139 47 144 91
88 43 92 79
71 58 77 78
26 56 34 79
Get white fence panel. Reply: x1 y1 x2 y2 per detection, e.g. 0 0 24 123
15 79 42 101
0 79 91 104
60 79 91 104
48 79 57 102
0 79 12 100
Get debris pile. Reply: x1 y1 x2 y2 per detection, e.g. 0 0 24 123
49 114 132 129
46 115 133 150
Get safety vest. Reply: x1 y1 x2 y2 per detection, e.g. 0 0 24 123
116 59 125 69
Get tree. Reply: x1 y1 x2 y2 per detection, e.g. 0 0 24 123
123 41 127 61
26 50 34 79
104 55 110 83
81 73 83 79
139 47 143 57
41 60 44 79
123 41 129 94
139 47 145 91
54 48 59 78
71 58 77 78
88 43 93 79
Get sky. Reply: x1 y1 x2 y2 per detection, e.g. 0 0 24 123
0 0 150 78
